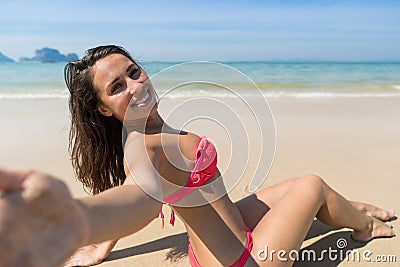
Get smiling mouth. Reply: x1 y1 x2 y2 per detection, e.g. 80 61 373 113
131 91 150 107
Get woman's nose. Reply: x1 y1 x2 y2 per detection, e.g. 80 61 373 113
127 80 142 96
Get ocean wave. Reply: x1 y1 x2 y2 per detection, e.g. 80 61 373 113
2 89 400 100
262 92 400 98
0 92 68 100
159 90 400 99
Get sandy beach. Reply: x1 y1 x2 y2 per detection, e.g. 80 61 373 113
0 97 399 266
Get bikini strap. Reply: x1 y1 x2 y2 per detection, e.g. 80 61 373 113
170 209 175 226
159 209 165 229
159 206 175 228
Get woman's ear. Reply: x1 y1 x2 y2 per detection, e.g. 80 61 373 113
97 105 112 117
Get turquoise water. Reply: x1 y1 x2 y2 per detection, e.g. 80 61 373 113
1 61 400 99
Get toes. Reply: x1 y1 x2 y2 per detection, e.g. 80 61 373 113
366 208 396 221
385 228 395 237
352 218 396 242
389 209 395 217
384 221 393 228
382 222 396 237
377 210 391 221
382 209 396 220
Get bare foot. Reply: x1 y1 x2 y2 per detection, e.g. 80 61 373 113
350 201 395 221
352 217 395 242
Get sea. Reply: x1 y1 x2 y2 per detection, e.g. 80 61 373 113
1 61 400 100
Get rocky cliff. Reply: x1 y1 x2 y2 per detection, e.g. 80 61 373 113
20 48 79 62
0 52 14 62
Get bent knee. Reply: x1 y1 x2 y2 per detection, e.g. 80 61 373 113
285 176 300 186
298 174 327 192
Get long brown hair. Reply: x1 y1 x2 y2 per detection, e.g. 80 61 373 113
64 45 135 194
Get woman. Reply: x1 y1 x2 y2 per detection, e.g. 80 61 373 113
61 45 395 266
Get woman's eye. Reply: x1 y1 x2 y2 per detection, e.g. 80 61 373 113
129 68 141 79
112 83 122 93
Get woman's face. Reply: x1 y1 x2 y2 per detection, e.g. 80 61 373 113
92 53 157 122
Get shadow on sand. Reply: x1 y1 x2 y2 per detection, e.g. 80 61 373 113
107 220 368 265
106 232 188 263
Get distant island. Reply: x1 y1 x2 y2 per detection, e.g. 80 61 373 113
19 47 79 63
0 52 14 62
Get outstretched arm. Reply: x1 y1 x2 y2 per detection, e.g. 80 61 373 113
76 147 163 244
77 182 161 244
0 167 162 267
63 158 161 267
63 182 161 267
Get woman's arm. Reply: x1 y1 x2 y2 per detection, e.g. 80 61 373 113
76 182 161 244
64 154 161 267
77 138 163 244
0 163 162 267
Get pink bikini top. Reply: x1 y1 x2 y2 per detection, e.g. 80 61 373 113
159 136 218 228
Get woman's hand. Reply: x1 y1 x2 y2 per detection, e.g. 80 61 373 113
63 245 105 267
0 168 88 267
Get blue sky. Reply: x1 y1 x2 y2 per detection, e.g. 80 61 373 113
0 0 399 61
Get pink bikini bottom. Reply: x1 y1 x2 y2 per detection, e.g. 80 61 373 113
187 226 253 267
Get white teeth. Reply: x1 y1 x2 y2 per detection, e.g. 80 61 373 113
133 91 150 105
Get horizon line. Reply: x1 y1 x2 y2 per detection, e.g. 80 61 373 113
2 59 400 64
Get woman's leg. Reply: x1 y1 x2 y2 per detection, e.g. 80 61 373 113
248 175 395 266
235 177 297 229
235 177 395 230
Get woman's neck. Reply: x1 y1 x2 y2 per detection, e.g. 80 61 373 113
124 112 167 134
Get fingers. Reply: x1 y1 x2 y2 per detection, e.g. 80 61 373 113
63 256 95 267
64 260 78 267
0 167 30 193
62 245 102 267
63 254 82 267
20 172 52 202
64 259 84 267
19 171 69 203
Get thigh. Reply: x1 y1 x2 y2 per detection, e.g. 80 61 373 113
235 177 298 230
249 177 324 266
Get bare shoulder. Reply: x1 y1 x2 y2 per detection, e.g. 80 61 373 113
122 135 162 198
123 133 157 177
124 134 146 160
178 132 201 160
